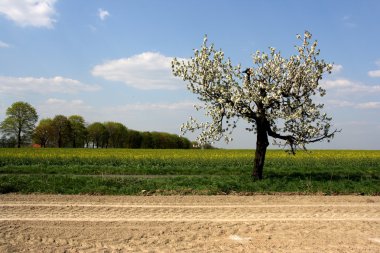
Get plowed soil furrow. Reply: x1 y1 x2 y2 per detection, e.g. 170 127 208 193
0 195 379 253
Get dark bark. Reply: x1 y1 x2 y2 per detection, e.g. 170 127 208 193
252 117 269 180
58 133 62 148
17 127 22 148
17 137 21 148
72 135 77 148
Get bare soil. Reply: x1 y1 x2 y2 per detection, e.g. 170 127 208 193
0 194 379 252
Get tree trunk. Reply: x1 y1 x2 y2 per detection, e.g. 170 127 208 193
58 134 62 148
17 128 22 148
252 119 269 180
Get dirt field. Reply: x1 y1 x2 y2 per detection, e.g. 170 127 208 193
0 194 379 252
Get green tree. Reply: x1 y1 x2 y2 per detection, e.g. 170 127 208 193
172 31 339 179
87 122 106 148
140 131 192 149
125 129 142 148
141 132 154 148
52 115 71 148
0 101 38 148
152 132 175 149
68 115 86 148
33 118 54 147
178 136 192 149
104 122 128 148
101 126 110 148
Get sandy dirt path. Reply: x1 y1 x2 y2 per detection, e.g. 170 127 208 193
0 194 379 252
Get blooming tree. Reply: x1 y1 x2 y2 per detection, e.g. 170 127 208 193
172 31 339 179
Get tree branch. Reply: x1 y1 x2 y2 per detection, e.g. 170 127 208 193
304 128 341 143
266 124 297 154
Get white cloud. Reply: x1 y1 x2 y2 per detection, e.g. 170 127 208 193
327 100 380 110
39 98 93 118
331 64 343 74
46 98 85 105
327 100 354 108
98 8 109 21
0 76 101 94
322 79 380 93
92 52 185 90
323 77 380 111
368 70 380 78
0 40 10 48
0 0 57 28
368 60 380 77
107 101 196 112
322 79 353 89
39 99 195 118
356 102 380 109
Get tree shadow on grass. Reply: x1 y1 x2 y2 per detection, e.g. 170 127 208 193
265 171 380 181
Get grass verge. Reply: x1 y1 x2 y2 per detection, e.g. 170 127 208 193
0 149 379 195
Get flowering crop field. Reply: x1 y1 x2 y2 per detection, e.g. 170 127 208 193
0 148 379 195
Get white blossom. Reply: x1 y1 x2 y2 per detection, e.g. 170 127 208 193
172 31 338 152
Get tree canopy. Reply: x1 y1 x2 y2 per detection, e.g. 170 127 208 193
69 115 87 148
0 101 38 148
33 118 54 148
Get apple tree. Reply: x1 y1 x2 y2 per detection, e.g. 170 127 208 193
172 31 339 179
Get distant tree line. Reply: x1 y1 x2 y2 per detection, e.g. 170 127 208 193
0 101 192 149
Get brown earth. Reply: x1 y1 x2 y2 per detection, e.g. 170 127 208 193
0 194 379 252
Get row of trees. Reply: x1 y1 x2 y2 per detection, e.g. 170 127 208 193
0 101 192 149
33 115 192 149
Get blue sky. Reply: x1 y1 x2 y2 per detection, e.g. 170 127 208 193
0 0 379 149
